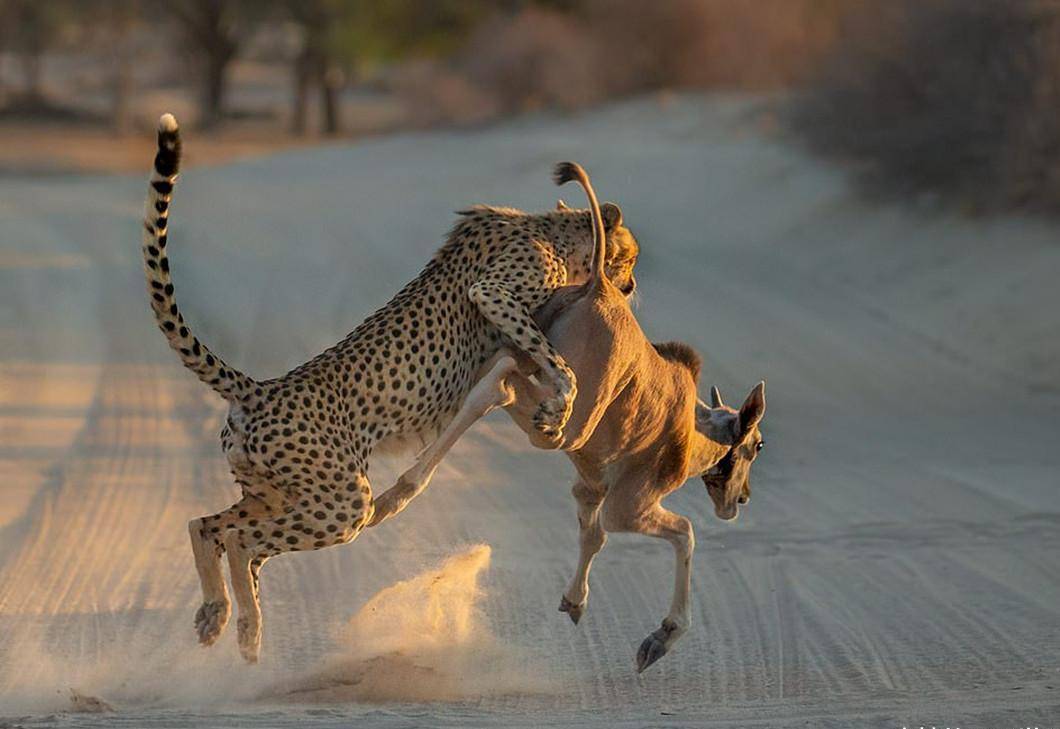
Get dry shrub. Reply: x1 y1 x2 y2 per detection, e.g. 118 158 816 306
391 59 499 127
792 0 1060 212
394 0 861 125
697 0 857 87
1003 14 1060 210
590 0 855 91
585 0 714 94
459 6 605 114
392 6 600 125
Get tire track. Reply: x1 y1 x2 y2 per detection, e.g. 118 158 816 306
2 96 1059 725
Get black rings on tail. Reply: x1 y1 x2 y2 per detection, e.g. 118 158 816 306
154 114 181 178
142 114 260 406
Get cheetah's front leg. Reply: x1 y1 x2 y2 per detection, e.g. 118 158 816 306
468 254 575 437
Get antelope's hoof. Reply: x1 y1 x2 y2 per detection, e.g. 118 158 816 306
636 634 668 673
636 620 679 673
558 595 584 625
194 600 230 646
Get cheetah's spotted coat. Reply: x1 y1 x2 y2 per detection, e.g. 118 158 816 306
140 114 639 661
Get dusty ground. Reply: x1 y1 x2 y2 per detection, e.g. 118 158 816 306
1 95 1058 728
0 122 315 176
0 95 402 175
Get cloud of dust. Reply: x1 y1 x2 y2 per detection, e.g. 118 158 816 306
0 545 548 714
283 544 552 703
0 616 282 714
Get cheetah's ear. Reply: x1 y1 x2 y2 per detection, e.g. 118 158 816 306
556 199 571 211
601 202 623 231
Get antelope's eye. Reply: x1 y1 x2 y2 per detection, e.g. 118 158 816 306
756 441 765 452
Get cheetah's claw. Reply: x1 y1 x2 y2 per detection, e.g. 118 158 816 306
533 395 570 438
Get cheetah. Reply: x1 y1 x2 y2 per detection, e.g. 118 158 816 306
140 114 639 662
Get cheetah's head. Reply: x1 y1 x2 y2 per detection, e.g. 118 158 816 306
558 199 639 296
601 203 639 297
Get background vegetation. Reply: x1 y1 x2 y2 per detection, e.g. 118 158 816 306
2 0 1059 212
792 0 1060 213
0 0 855 132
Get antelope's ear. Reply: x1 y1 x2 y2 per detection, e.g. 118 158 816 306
601 202 623 231
556 199 571 211
710 385 724 408
738 381 766 435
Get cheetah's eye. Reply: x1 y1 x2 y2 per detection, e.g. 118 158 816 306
756 441 765 452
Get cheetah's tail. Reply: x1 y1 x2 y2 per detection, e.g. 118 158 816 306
141 114 260 406
553 161 607 291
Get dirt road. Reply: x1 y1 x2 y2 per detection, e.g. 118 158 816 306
1 96 1057 727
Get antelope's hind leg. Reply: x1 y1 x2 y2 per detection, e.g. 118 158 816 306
603 495 695 673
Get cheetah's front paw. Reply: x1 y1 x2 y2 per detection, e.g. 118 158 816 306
194 600 230 646
533 395 571 439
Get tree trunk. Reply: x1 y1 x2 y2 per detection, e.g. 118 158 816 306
111 57 132 133
110 34 133 133
19 49 44 101
291 49 312 135
200 49 230 129
107 5 135 134
290 14 343 137
166 0 241 130
320 62 341 135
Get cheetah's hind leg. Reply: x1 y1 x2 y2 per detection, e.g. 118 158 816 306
222 470 375 663
188 515 231 646
188 495 281 647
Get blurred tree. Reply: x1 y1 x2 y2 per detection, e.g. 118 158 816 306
283 0 354 136
0 0 71 104
163 0 265 129
80 0 142 132
335 0 490 63
283 0 491 136
792 0 1060 211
